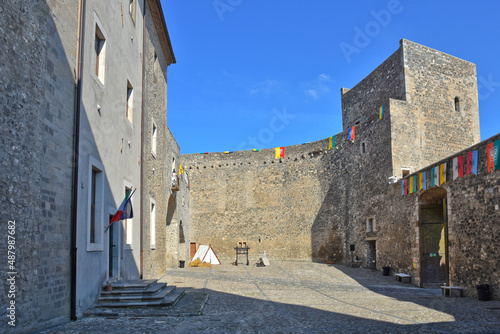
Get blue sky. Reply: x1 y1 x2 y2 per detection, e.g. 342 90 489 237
161 0 499 154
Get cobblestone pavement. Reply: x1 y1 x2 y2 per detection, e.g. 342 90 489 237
39 262 500 333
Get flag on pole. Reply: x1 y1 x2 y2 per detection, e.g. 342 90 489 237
401 180 405 196
458 155 464 178
467 150 478 175
439 163 446 185
347 126 356 142
179 164 183 175
379 105 384 119
453 157 463 180
431 167 436 187
275 147 284 159
328 136 336 150
421 171 427 190
487 142 495 173
107 188 136 232
404 178 408 195
495 140 500 170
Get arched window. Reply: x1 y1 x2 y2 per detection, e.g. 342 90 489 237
454 97 460 112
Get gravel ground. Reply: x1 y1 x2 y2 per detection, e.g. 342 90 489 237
37 261 500 333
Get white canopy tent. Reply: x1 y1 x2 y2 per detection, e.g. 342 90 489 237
191 244 221 265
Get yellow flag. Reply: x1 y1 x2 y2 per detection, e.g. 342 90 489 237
328 137 332 150
179 164 183 175
439 163 445 185
419 172 423 191
275 147 280 159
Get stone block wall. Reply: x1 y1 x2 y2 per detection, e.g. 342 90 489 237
390 134 500 298
182 107 394 263
341 47 405 131
399 39 480 172
0 0 78 332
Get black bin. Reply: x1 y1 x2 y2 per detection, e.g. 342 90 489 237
476 284 490 301
179 261 185 268
382 267 390 276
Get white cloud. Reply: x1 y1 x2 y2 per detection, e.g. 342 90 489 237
303 73 334 100
249 79 280 95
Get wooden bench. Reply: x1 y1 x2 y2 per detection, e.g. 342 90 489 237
441 286 463 298
395 273 411 283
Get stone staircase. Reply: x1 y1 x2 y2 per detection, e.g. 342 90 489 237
96 279 185 308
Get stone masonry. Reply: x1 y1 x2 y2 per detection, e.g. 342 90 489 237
0 1 78 332
183 39 499 300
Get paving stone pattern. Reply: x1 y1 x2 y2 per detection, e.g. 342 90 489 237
39 262 500 333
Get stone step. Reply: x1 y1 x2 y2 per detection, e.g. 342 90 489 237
100 282 167 297
96 288 185 308
109 279 158 290
98 285 176 303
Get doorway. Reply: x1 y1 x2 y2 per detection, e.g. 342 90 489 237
419 193 448 288
366 240 376 269
108 214 119 279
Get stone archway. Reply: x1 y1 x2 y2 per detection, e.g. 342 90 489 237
419 187 448 288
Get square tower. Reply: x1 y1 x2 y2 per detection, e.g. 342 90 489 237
341 39 480 177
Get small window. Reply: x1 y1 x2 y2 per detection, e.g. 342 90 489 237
367 218 375 232
126 81 133 123
94 24 106 83
153 51 159 80
454 97 460 112
151 120 157 157
402 168 411 177
150 198 156 249
361 142 366 154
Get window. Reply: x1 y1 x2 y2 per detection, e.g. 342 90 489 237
126 81 133 123
153 51 159 80
150 198 156 249
402 168 411 177
90 169 98 243
94 24 106 83
361 142 366 154
88 156 104 251
367 218 375 233
454 97 460 112
129 0 136 24
151 120 157 157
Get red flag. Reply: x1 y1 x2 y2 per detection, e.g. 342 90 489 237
467 151 472 175
487 143 494 173
280 147 285 158
457 155 464 178
107 188 136 232
404 179 408 195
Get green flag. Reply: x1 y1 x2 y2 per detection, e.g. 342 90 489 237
494 140 500 170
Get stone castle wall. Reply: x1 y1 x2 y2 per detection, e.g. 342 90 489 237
0 1 78 332
388 134 500 298
182 108 393 263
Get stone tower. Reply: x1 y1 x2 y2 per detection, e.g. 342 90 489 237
341 39 480 177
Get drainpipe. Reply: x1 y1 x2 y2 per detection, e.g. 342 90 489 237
139 0 147 279
70 0 86 321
